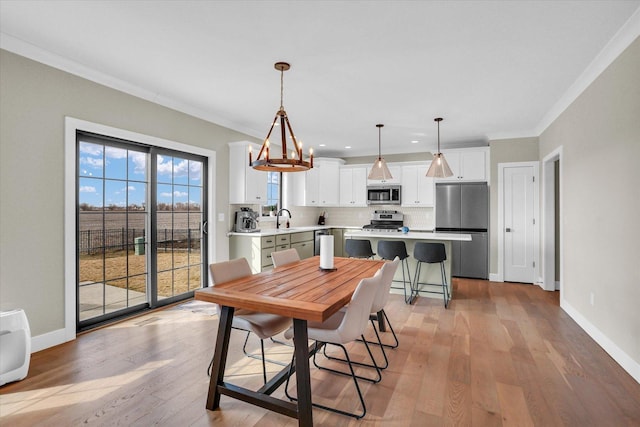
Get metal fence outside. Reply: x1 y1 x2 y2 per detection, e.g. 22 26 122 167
79 228 201 254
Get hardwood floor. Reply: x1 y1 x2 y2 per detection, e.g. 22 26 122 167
2 279 639 426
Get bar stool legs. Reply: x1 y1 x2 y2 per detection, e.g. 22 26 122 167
377 240 414 304
412 242 449 308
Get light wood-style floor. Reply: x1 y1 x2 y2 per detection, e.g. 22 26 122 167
2 279 639 426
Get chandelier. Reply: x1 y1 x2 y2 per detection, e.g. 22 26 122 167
425 117 453 178
249 62 313 172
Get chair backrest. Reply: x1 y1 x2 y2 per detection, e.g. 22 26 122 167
414 242 447 263
377 240 409 260
345 239 375 258
271 248 300 267
371 256 400 312
209 258 253 284
337 271 382 342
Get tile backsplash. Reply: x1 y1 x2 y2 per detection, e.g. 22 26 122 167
231 204 435 231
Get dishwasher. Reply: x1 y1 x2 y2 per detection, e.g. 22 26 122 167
314 229 331 255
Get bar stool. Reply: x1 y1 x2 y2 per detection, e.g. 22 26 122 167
413 242 449 308
345 239 375 259
377 240 413 304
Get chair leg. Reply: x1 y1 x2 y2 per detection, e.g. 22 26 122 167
404 258 415 304
325 319 389 369
357 309 399 349
314 338 382 384
440 261 449 308
286 342 369 419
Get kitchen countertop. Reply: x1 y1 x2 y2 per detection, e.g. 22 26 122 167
344 230 472 241
227 225 438 240
227 225 358 237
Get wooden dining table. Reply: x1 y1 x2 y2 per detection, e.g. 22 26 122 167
194 256 384 426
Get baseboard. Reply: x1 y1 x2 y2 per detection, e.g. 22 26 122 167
489 273 502 282
31 328 72 353
560 298 639 384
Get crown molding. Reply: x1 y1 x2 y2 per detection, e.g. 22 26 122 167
534 7 640 136
0 32 262 140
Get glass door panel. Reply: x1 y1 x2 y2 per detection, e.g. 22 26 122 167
154 154 205 301
77 135 149 326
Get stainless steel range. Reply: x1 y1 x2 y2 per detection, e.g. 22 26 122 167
362 210 404 232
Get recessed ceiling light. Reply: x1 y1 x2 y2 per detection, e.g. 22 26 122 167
411 140 419 144
345 145 351 149
319 144 326 147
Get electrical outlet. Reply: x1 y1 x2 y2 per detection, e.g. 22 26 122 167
590 292 594 306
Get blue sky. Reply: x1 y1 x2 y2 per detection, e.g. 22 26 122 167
79 142 202 208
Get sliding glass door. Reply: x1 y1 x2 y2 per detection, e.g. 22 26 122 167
77 133 207 329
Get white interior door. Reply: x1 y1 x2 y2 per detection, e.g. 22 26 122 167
504 165 535 283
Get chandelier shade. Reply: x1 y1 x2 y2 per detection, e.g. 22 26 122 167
425 117 454 178
368 124 393 180
250 62 313 172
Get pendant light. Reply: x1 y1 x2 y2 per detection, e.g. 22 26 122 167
250 62 313 172
426 117 453 178
368 124 393 180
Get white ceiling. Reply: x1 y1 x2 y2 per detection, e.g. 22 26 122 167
1 1 639 157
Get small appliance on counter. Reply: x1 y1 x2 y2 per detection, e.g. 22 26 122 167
234 207 260 233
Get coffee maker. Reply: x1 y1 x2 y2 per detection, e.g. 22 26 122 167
234 207 260 233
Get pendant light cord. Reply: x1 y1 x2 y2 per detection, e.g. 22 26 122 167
280 67 284 109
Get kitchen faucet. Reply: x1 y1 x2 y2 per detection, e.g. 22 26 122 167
276 208 291 229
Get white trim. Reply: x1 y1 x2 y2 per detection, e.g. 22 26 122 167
31 328 68 353
63 117 217 351
497 161 540 284
0 33 260 141
489 273 502 282
561 298 640 384
535 9 640 135
542 147 563 293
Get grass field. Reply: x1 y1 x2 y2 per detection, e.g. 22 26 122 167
79 250 202 297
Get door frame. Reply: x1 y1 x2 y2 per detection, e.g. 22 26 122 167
63 117 216 346
496 161 540 283
542 147 563 292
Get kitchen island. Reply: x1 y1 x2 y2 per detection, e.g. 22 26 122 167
344 230 472 302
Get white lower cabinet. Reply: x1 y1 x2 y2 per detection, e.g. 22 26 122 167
230 231 314 272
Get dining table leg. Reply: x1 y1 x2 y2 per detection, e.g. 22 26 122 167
292 318 313 427
206 305 235 410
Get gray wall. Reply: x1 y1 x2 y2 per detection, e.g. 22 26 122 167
0 50 259 337
488 137 539 275
539 38 639 364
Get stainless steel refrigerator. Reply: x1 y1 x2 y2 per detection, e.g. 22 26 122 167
435 182 488 279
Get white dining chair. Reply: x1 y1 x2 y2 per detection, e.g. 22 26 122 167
283 272 383 419
208 258 292 383
271 248 300 267
323 257 400 370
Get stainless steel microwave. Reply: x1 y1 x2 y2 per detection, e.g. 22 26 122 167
366 185 401 205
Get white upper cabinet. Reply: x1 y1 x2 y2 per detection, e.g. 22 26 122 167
228 141 268 204
339 166 367 207
292 158 344 207
317 158 344 206
438 147 489 181
366 164 402 185
401 163 435 206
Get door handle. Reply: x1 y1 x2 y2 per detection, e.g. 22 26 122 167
202 221 208 235
505 227 511 232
